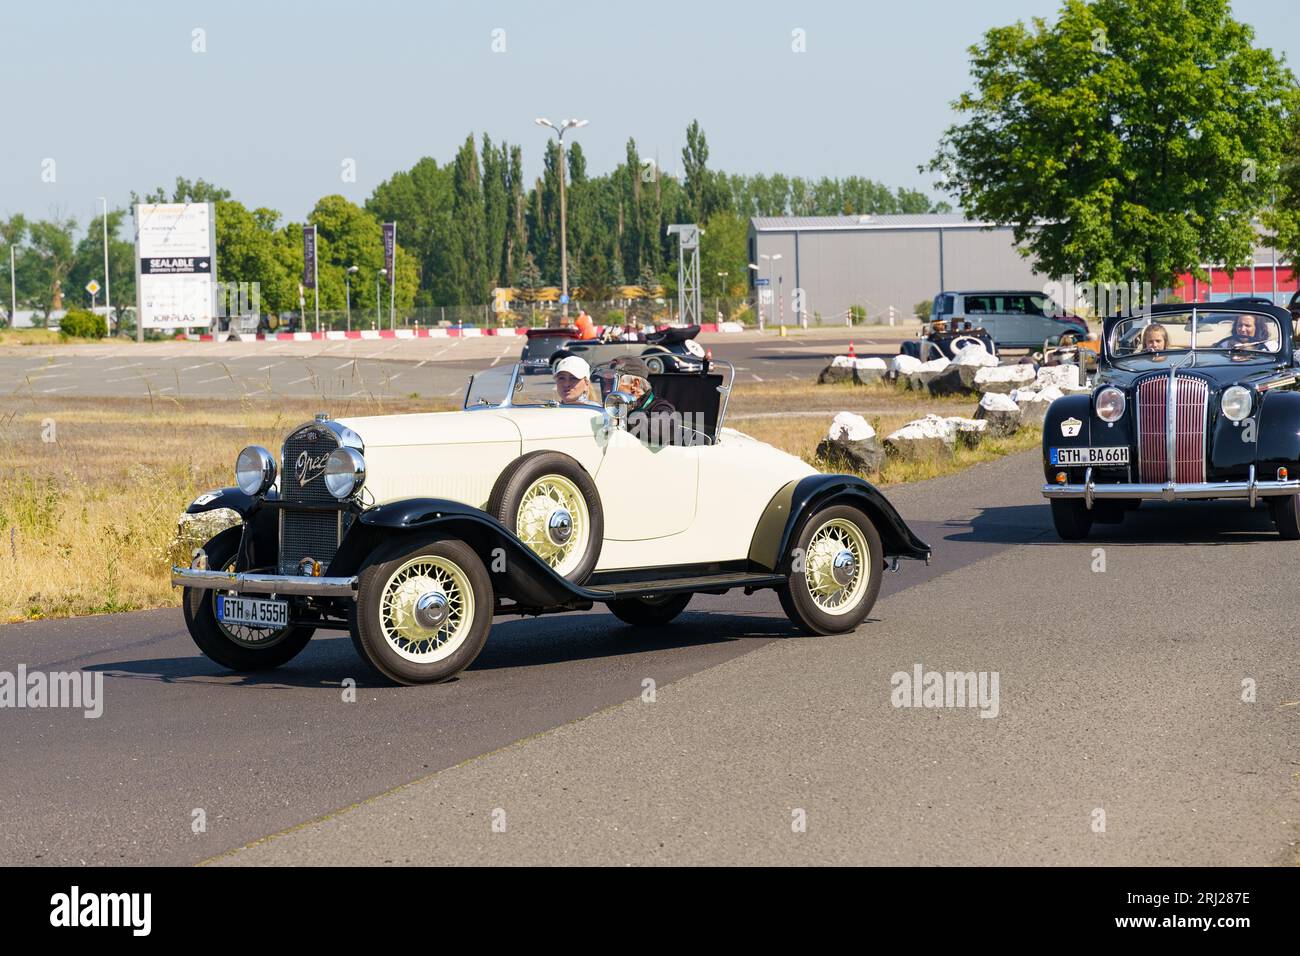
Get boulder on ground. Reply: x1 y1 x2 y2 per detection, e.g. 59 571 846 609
818 355 889 385
885 418 954 460
973 391 1022 437
850 356 887 385
891 353 923 379
1010 384 1064 426
1034 364 1080 390
906 356 951 391
926 363 972 397
945 415 988 449
952 343 1000 388
817 362 855 384
818 412 884 472
883 413 986 459
974 363 1037 394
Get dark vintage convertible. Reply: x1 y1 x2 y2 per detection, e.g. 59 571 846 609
1041 303 1300 539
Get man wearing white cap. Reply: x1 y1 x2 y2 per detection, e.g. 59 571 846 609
553 354 597 405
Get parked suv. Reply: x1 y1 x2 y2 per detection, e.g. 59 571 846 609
930 290 1087 350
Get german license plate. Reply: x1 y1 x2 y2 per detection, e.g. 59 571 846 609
216 594 288 629
1051 446 1129 466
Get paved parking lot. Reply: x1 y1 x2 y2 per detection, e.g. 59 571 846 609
0 326 920 402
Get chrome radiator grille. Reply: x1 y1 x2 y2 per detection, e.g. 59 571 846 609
1136 375 1209 484
279 424 342 574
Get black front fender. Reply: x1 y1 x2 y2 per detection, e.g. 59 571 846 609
748 475 930 572
329 497 589 610
1256 389 1300 466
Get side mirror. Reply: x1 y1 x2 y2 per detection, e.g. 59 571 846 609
604 390 633 431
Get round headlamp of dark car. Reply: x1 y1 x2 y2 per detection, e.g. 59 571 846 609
234 446 276 496
1095 386 1126 423
1221 386 1252 422
324 447 366 500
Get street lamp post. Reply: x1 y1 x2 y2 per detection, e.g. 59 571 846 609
97 197 111 331
376 268 387 330
345 265 358 332
748 263 761 331
534 117 588 323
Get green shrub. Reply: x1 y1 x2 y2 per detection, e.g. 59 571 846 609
914 299 932 320
58 309 107 339
605 309 625 324
849 304 868 325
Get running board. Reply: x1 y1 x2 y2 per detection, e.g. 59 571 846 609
584 571 787 600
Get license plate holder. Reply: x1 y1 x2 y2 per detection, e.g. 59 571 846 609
216 594 289 629
1051 446 1130 466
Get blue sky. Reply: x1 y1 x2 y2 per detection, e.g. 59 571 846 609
2 0 1298 234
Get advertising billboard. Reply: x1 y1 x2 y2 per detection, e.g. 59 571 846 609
134 203 217 330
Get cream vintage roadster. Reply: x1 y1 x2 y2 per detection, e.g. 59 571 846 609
172 361 930 684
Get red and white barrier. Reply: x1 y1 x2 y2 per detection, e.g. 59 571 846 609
187 322 745 342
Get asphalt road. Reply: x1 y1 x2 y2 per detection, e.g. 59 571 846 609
0 327 915 401
2 451 1297 865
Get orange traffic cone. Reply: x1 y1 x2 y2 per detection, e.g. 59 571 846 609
847 340 856 358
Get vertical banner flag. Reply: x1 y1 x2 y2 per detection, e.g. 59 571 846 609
303 225 317 289
382 222 396 284
134 202 218 330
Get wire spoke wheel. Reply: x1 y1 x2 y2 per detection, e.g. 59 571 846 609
378 555 475 664
515 475 589 577
804 517 870 615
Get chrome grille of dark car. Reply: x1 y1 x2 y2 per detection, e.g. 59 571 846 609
1136 374 1209 484
279 425 342 574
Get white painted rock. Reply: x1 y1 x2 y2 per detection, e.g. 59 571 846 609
1034 364 1080 390
827 411 876 442
1012 384 1064 426
979 392 1020 412
953 344 999 367
974 363 1037 393
831 355 887 371
974 394 1022 436
1012 384 1065 405
891 354 923 376
944 415 988 448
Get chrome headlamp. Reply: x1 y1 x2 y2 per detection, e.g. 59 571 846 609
1220 386 1252 422
324 447 366 500
235 446 277 496
1094 386 1126 423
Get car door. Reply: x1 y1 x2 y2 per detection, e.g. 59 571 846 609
962 294 1008 343
593 427 699 540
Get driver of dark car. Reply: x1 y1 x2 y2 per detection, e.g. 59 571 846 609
609 357 680 445
1214 313 1268 350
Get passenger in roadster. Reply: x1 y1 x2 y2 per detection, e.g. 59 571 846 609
1140 323 1169 355
553 354 598 404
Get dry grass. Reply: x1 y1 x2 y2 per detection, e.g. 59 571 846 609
728 378 1041 485
736 411 1041 486
0 377 1032 623
728 377 975 415
0 329 67 346
0 394 443 623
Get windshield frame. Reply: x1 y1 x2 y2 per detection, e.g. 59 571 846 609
463 362 606 410
1107 307 1283 361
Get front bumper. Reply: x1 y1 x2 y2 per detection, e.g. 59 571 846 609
1043 466 1300 508
171 567 358 597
